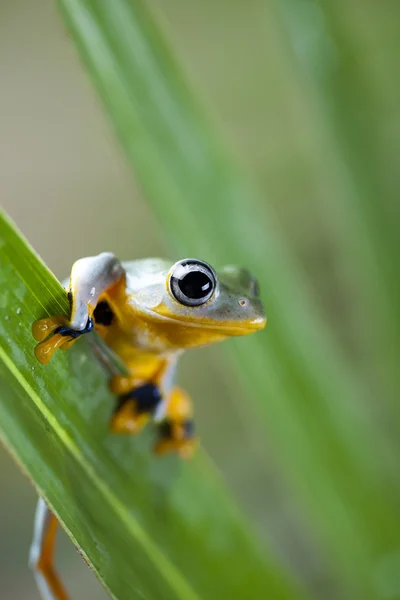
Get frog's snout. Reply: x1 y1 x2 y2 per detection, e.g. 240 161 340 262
237 297 267 331
245 313 267 332
249 314 267 330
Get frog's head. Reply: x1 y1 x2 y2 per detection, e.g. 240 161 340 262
132 258 266 349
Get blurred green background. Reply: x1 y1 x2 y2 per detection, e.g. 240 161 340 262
1 1 399 599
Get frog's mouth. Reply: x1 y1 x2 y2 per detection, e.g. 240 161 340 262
144 306 266 335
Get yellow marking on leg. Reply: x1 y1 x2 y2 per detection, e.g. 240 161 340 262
110 400 150 434
37 514 69 600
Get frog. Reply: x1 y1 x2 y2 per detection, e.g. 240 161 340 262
29 253 266 600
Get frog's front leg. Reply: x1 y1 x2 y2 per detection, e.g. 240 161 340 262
33 253 125 364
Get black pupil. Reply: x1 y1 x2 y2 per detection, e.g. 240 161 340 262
179 271 212 299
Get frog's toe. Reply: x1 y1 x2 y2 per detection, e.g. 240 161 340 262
32 317 94 364
153 437 198 459
34 333 74 364
32 316 65 342
153 420 198 459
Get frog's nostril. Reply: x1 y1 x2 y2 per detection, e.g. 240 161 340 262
238 298 248 307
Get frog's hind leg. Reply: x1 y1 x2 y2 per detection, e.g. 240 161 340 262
153 387 198 459
29 498 69 600
108 358 197 458
108 358 170 435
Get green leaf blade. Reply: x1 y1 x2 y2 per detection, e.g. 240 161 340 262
54 2 400 598
0 210 304 599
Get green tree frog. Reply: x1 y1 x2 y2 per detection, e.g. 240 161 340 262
30 253 266 600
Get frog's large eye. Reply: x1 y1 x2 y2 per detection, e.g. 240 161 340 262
169 259 216 307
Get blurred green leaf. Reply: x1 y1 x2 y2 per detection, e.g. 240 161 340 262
0 210 305 599
277 0 400 417
55 1 400 598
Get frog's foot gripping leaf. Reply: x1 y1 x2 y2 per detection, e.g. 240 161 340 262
153 420 198 459
110 383 162 435
32 316 94 365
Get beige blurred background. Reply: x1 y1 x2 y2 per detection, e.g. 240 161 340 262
1 2 295 598
1 1 388 599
